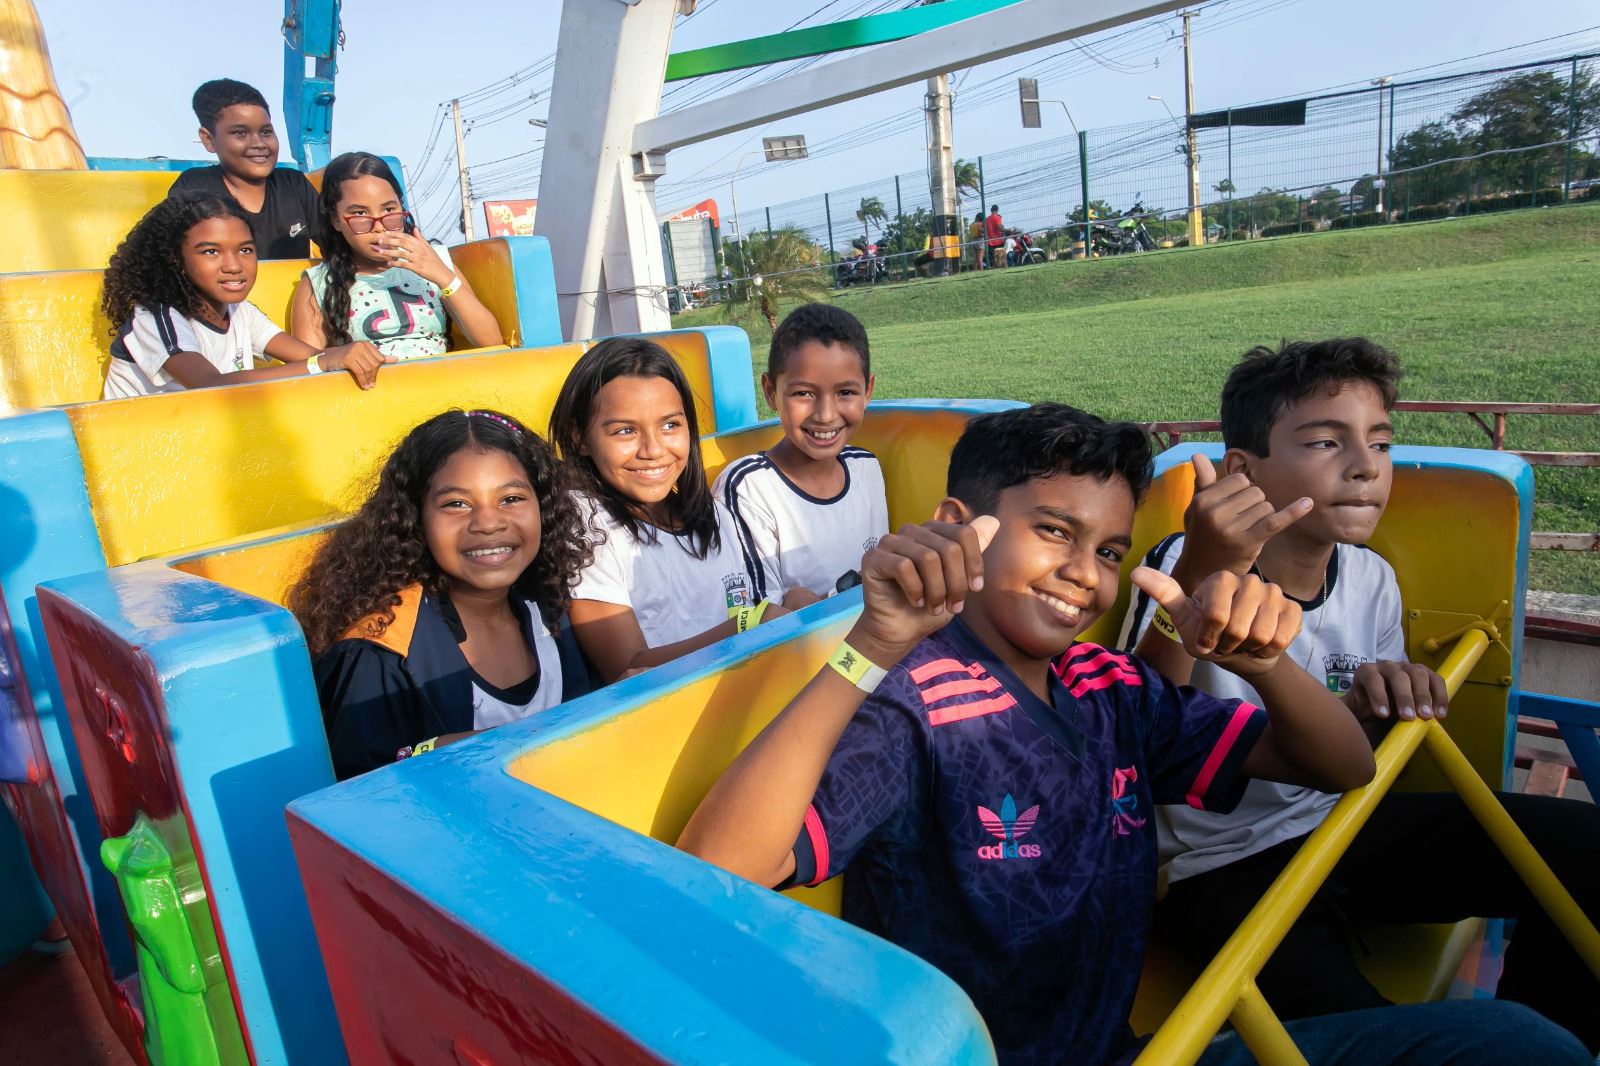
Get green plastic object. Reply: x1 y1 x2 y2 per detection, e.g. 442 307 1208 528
664 0 1025 82
101 816 230 1066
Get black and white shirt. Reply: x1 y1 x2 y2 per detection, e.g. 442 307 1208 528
103 301 281 399
1119 533 1406 882
169 166 320 260
715 446 889 600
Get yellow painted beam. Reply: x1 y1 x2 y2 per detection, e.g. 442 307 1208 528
1135 629 1489 1065
1228 980 1308 1066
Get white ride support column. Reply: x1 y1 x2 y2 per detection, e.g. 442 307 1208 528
537 0 681 341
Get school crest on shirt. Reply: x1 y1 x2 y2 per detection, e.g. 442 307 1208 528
722 573 752 609
1321 652 1367 694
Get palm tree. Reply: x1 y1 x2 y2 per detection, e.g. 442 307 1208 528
954 158 981 207
856 196 887 245
723 226 830 331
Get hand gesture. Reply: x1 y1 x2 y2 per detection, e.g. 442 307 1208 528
1179 454 1312 582
1131 567 1301 678
1345 661 1448 723
371 229 452 287
320 341 395 390
849 517 998 667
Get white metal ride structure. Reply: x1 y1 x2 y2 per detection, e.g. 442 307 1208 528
534 0 1188 342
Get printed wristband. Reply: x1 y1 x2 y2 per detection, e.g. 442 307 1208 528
1150 606 1184 644
729 599 772 634
439 275 463 299
305 353 324 375
827 640 888 693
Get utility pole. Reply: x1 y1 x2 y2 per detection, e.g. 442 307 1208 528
1373 77 1391 217
452 98 475 241
924 1 959 275
1181 11 1203 247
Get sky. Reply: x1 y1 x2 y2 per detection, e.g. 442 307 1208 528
35 0 1600 240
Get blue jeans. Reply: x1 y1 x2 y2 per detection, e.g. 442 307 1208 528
1195 1000 1588 1066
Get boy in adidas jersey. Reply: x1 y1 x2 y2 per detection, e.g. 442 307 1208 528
1124 338 1600 1052
715 304 888 603
681 404 1580 1065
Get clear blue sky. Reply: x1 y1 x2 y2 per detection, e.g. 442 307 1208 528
37 0 1600 237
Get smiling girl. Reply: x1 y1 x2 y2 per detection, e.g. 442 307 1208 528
291 152 502 360
101 194 390 399
289 409 591 779
550 338 786 683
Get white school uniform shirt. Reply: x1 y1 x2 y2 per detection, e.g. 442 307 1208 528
469 607 565 730
1119 534 1405 883
103 301 283 399
571 493 756 648
714 446 889 600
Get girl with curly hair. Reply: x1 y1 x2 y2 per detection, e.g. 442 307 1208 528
101 192 389 399
551 338 789 684
289 409 591 779
290 152 502 360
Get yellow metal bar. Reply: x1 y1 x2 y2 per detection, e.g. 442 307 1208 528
1228 979 1309 1066
1135 628 1490 1065
1420 721 1600 981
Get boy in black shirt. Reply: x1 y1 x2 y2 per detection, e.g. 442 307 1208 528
169 79 319 260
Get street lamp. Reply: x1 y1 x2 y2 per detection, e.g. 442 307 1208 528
729 134 808 273
1150 94 1203 246
1147 95 1182 130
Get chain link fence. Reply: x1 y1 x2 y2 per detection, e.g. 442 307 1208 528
668 50 1599 300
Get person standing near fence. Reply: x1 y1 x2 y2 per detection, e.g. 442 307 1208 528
985 204 1006 268
969 213 986 271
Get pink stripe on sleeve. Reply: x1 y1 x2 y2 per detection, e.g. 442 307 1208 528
1186 703 1260 810
802 805 830 887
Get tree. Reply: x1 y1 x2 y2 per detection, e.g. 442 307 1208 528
953 159 982 208
1306 185 1345 222
1239 187 1301 229
1213 178 1236 200
1387 69 1600 206
881 207 932 271
856 196 887 245
720 226 830 332
1068 199 1116 224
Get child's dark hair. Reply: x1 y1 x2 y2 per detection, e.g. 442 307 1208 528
947 403 1153 513
192 79 270 130
548 337 721 559
1220 339 1402 456
101 193 250 332
314 151 408 346
288 410 589 656
768 303 870 378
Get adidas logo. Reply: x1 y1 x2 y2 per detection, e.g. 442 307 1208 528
976 793 1043 861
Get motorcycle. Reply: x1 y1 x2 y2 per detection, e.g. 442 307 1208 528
835 239 889 287
1005 229 1047 266
1091 197 1159 256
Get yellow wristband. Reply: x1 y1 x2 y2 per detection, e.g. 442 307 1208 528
412 737 439 756
827 640 887 692
1151 606 1183 644
729 599 772 634
305 353 324 375
439 275 463 299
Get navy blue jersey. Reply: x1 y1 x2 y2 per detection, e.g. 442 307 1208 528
787 619 1266 1064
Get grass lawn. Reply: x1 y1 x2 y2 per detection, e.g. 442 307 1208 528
677 203 1600 593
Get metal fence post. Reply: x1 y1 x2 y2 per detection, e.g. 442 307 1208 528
894 174 906 278
1564 56 1579 204
1297 195 1304 233
824 192 836 270
1226 108 1234 240
977 155 986 219
1078 130 1091 255
765 207 773 240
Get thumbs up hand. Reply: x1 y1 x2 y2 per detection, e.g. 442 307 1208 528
1131 565 1302 679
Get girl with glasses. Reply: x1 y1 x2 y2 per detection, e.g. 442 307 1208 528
291 151 503 360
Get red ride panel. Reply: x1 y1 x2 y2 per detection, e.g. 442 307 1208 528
289 816 663 1066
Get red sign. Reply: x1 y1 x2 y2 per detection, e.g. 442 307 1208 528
483 199 537 237
666 198 720 231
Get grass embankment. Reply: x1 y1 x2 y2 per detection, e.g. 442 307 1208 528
678 204 1600 593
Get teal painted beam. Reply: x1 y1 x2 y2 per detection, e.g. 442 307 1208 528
664 0 1026 82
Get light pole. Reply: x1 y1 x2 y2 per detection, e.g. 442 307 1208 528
728 135 808 279
1149 94 1199 243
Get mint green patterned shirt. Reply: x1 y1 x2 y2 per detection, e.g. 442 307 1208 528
304 243 455 360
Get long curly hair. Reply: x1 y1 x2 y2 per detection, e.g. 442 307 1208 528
288 409 591 657
102 193 249 331
313 151 407 346
548 337 721 559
